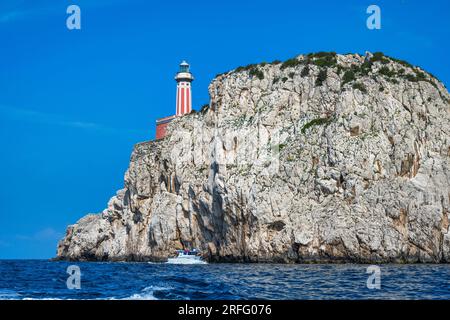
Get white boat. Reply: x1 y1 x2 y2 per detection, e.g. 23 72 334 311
166 249 207 265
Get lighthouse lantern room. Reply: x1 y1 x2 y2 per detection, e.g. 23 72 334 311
175 61 194 116
155 61 194 140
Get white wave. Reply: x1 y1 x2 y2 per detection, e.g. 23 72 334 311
166 257 208 265
122 293 157 300
117 285 172 300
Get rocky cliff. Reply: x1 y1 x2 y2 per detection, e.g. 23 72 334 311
57 52 450 263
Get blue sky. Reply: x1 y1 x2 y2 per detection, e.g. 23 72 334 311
0 0 449 259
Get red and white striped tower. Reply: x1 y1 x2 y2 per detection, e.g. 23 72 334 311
175 60 194 116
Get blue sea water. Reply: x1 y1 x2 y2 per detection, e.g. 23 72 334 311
1 260 450 300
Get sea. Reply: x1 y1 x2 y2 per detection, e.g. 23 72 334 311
1 260 450 300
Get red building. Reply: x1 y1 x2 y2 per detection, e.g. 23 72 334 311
155 61 194 140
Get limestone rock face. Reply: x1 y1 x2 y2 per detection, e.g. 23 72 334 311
57 53 450 263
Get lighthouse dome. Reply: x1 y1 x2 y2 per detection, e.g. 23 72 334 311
179 60 190 73
175 60 194 81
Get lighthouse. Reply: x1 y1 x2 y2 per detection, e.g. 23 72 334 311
175 61 194 116
155 60 194 140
